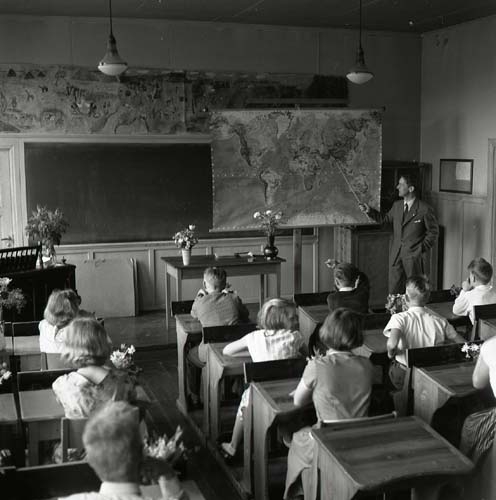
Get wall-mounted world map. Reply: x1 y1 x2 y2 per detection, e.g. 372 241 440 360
210 109 382 231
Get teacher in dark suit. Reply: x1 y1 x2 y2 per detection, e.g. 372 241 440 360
359 174 439 294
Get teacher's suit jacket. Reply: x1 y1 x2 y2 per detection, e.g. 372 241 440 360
368 198 439 266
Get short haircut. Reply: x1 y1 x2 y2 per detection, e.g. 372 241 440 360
61 316 112 368
44 289 79 329
400 173 420 195
405 275 431 304
319 308 363 351
334 263 359 287
258 298 298 331
83 401 141 482
203 267 227 291
468 257 493 285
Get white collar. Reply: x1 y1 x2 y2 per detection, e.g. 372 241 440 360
404 198 416 210
407 306 425 312
99 482 141 496
474 284 492 290
338 286 354 292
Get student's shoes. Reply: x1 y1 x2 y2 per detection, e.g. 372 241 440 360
220 442 236 458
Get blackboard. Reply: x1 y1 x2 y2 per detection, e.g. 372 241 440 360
25 142 213 244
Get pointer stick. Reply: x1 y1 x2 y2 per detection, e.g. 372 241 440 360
335 163 373 220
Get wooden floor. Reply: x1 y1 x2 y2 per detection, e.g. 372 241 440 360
132 346 244 500
107 310 265 500
105 304 260 348
106 305 289 500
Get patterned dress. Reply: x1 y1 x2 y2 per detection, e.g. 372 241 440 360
52 369 137 419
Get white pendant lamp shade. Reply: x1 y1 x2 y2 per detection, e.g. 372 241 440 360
98 33 127 76
346 46 373 84
347 0 373 85
98 0 127 77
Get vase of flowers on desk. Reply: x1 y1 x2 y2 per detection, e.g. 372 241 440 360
0 277 26 350
173 225 198 266
254 210 283 260
25 205 69 267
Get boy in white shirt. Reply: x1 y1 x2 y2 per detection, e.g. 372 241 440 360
452 257 496 324
384 275 465 389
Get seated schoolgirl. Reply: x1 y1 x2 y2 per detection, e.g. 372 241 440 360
284 308 374 499
52 316 137 419
220 298 305 458
39 289 80 356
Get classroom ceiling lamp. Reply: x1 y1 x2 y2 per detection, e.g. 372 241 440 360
346 0 374 85
98 0 127 76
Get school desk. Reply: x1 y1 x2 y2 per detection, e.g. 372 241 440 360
297 304 328 343
175 313 202 415
203 342 251 441
412 361 478 424
0 335 42 371
479 317 496 340
310 416 473 500
162 255 285 331
249 378 303 500
19 388 65 465
425 301 470 329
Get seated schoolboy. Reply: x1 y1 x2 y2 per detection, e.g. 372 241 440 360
187 266 249 405
452 257 496 324
326 260 370 314
384 275 465 389
308 260 370 356
60 401 186 500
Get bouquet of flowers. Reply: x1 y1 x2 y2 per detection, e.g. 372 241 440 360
385 293 407 315
461 342 481 360
0 362 11 385
0 277 26 318
110 343 136 369
142 427 191 498
110 344 142 381
253 210 283 236
143 427 187 467
25 205 69 252
173 225 198 250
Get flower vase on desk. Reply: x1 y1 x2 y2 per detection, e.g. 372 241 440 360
263 235 279 260
42 243 57 267
181 248 191 266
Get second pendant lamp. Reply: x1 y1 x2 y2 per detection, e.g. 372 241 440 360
346 0 374 85
98 0 128 77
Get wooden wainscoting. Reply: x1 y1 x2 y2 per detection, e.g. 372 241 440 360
58 235 319 313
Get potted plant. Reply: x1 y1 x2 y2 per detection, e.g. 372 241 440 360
25 205 69 266
173 225 198 266
253 210 283 260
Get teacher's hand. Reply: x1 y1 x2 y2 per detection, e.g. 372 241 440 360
358 203 370 214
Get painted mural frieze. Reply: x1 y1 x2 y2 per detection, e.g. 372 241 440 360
0 65 347 135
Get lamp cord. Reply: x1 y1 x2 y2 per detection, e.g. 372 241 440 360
358 0 363 50
108 0 114 37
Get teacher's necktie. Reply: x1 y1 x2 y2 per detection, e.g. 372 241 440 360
402 203 408 223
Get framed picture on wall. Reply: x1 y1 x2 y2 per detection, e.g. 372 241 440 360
439 159 473 194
